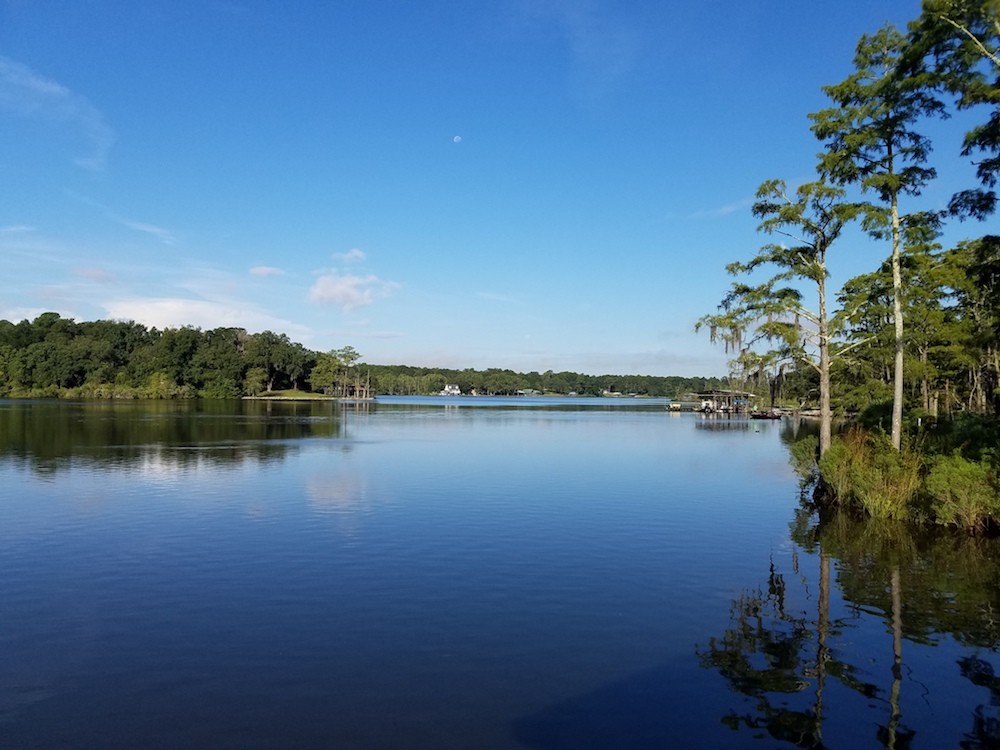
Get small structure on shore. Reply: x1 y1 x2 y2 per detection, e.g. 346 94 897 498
330 371 375 401
694 389 757 414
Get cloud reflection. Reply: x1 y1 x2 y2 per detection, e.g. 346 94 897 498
306 472 373 539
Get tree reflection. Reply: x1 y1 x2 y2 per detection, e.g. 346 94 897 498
701 490 1000 747
958 655 1000 748
0 399 344 473
697 557 829 748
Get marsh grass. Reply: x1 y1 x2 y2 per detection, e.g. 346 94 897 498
818 427 921 521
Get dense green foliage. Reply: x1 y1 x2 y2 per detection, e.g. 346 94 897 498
0 312 722 399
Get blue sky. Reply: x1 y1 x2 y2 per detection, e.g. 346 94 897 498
0 0 991 376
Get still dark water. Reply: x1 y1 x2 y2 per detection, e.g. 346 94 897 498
1 398 998 749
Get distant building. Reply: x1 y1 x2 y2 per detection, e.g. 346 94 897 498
440 384 461 396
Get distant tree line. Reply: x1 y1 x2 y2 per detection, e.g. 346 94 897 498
0 312 723 399
364 364 723 398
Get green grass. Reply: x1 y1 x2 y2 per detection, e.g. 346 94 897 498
254 389 332 399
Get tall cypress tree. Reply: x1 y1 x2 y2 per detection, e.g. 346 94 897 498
697 179 855 457
811 24 946 450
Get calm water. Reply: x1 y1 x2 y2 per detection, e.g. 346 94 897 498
1 398 998 749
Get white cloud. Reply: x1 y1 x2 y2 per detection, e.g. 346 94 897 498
309 271 398 311
103 297 304 335
0 55 114 170
0 224 35 234
334 248 366 263
250 265 284 277
0 307 49 324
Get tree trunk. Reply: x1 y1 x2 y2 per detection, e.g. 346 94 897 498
818 264 832 456
891 198 904 450
920 348 929 412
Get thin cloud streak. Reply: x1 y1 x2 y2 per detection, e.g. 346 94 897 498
250 266 284 277
689 198 753 220
73 267 115 283
476 290 522 304
67 192 177 244
105 211 176 245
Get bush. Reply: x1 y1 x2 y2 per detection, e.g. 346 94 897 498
142 372 195 399
200 377 242 399
924 414 1000 462
818 437 852 504
788 436 819 482
925 454 1000 532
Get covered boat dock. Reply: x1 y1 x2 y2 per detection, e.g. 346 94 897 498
694 389 757 414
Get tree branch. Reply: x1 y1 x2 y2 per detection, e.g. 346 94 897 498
937 13 1000 68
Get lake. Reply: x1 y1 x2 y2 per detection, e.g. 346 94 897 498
1 397 998 749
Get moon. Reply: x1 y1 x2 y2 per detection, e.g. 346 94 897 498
453 135 462 143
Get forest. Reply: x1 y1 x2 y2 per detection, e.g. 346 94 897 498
0 312 722 400
697 1 1000 530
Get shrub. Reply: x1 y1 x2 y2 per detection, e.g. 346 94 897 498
925 454 1000 532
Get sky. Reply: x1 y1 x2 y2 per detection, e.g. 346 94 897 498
0 0 993 377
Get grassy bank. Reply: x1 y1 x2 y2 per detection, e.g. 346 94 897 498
795 415 1000 533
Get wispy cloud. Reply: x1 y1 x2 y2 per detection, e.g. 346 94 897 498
68 192 176 244
521 1 639 100
0 55 114 170
73 267 114 284
108 214 176 244
309 271 398 312
476 290 522 304
250 265 284 277
0 224 35 234
689 197 753 220
335 248 367 263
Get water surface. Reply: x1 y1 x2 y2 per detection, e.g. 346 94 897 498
1 398 998 748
